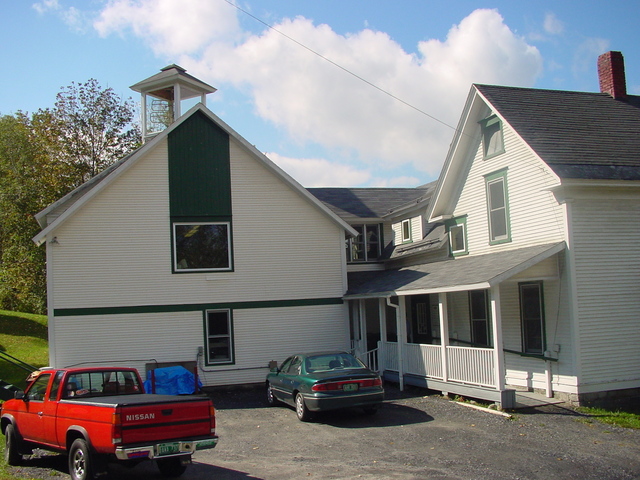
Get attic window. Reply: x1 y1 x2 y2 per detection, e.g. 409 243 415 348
445 216 467 256
173 222 232 272
480 115 504 159
401 219 412 243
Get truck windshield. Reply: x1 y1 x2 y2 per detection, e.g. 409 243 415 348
64 370 142 398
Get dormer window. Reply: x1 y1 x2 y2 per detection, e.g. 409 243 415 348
445 216 468 256
401 219 412 243
479 115 504 159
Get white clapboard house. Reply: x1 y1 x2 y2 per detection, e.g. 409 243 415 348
310 51 640 407
33 65 356 387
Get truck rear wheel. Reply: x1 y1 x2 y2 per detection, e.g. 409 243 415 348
68 438 96 480
157 456 188 477
4 424 22 466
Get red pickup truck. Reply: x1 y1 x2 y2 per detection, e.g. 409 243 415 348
1 366 218 480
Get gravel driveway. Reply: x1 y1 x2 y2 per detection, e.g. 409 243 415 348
6 385 640 479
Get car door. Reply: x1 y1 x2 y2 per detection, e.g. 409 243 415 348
270 357 292 402
279 356 303 398
18 373 52 444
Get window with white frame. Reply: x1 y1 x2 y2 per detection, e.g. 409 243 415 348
446 216 467 256
205 310 233 364
485 170 511 244
346 224 381 262
173 222 231 272
480 115 504 159
401 219 412 243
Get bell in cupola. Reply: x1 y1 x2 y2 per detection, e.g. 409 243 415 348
130 64 217 142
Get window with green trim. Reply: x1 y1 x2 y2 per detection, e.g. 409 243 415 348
479 115 505 159
173 222 232 272
401 219 412 243
205 309 234 365
446 216 468 256
519 282 545 354
485 170 511 244
469 290 491 347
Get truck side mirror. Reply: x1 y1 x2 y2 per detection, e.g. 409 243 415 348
14 390 25 400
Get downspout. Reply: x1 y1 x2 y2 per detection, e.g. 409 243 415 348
387 296 405 391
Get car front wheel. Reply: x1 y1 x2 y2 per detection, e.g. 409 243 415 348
4 424 22 466
266 382 280 406
295 393 312 422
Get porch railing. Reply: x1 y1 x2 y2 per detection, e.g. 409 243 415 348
446 345 494 387
379 341 495 388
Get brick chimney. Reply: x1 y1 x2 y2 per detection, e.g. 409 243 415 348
597 51 627 99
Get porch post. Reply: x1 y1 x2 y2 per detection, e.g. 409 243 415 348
438 293 449 385
489 286 506 391
397 296 407 391
358 299 367 356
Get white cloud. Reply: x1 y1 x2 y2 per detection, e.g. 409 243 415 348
32 0 60 14
543 13 564 36
266 153 372 187
94 0 242 56
92 5 542 182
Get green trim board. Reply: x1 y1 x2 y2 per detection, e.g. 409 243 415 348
53 297 344 317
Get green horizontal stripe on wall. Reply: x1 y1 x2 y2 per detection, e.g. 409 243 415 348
54 297 344 317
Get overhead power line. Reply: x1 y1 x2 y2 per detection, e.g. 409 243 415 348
221 0 459 132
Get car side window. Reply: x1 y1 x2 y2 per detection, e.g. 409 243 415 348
48 371 64 401
287 356 302 374
279 358 293 373
26 374 51 402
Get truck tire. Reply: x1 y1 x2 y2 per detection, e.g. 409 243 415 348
68 438 96 480
4 424 22 466
157 456 188 477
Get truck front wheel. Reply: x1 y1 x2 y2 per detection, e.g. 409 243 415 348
68 438 96 480
157 456 188 477
4 424 22 466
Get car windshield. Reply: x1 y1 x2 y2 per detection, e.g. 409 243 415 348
305 354 366 373
64 370 142 398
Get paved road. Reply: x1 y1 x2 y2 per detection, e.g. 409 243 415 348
7 385 640 479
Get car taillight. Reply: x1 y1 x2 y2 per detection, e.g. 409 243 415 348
112 409 122 444
312 377 382 391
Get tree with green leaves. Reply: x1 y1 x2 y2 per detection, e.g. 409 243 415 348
0 80 141 314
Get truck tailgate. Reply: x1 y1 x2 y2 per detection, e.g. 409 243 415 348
116 394 213 444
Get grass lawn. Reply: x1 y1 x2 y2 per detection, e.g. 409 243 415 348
0 310 49 390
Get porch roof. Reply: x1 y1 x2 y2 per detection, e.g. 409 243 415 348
345 242 565 298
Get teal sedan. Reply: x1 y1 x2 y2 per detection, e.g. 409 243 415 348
266 351 384 421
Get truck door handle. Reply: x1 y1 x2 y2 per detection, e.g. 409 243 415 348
38 412 44 417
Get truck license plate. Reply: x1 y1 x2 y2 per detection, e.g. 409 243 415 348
343 383 359 392
157 442 180 456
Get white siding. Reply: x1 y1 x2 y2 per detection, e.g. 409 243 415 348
452 122 565 256
570 191 640 389
50 138 346 308
47 131 350 384
53 304 349 386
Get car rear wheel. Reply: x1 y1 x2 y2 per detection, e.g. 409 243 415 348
266 382 280 406
157 456 188 477
295 393 312 422
69 438 96 480
4 424 22 466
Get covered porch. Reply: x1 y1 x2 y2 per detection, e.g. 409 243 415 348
347 243 565 409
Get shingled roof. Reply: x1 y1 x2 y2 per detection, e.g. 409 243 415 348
308 182 436 220
475 84 640 180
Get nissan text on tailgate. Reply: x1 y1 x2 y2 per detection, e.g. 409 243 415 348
1 367 218 480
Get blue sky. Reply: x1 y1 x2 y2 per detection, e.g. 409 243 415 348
2 0 639 187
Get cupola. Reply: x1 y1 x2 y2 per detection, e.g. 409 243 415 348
130 64 217 142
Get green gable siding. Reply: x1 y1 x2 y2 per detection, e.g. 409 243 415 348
168 110 232 217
